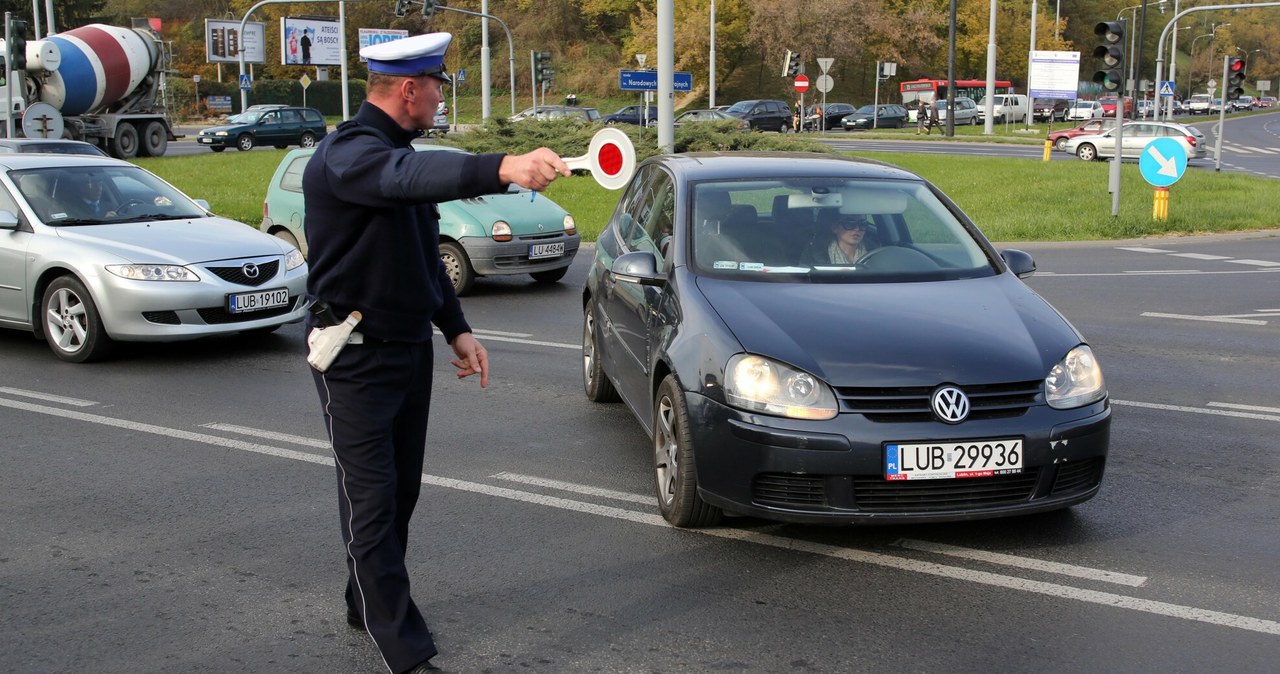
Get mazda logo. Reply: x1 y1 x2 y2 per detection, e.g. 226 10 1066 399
931 386 970 424
242 263 260 278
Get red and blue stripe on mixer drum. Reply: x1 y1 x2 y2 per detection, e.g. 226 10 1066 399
42 24 158 117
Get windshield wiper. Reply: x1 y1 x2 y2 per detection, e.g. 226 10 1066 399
49 218 103 226
113 213 197 222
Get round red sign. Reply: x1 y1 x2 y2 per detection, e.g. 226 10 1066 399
794 74 810 93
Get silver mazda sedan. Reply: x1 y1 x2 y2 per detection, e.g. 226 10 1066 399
0 155 308 362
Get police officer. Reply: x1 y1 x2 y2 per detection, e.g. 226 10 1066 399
302 32 569 674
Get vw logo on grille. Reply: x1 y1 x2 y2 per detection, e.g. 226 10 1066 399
931 386 970 424
242 263 260 278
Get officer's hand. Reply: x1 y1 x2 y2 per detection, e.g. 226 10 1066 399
499 148 570 191
449 332 489 388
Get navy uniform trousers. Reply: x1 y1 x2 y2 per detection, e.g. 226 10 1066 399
312 337 438 674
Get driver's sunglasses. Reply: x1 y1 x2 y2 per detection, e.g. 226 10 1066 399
838 220 868 231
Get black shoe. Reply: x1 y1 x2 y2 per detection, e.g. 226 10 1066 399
404 661 441 673
345 609 364 630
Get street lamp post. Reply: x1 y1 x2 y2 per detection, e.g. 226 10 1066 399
1187 22 1228 99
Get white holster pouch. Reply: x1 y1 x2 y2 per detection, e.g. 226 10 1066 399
306 311 362 373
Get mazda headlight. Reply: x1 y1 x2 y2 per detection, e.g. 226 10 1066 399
105 264 199 281
1045 345 1106 409
725 354 837 420
284 248 305 271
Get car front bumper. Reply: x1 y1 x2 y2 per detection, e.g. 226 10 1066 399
684 392 1111 525
458 233 581 277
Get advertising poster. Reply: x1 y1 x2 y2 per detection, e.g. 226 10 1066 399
282 17 343 66
357 28 409 62
205 19 267 64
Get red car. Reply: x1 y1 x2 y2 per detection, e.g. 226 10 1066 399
1047 118 1120 152
1098 95 1133 117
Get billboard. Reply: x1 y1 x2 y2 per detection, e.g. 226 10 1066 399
282 17 343 66
205 19 267 64
357 28 408 62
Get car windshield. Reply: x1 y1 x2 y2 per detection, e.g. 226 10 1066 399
725 101 755 114
690 178 995 283
14 165 209 225
225 111 263 124
855 105 877 114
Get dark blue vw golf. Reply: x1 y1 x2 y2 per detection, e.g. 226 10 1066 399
582 152 1111 527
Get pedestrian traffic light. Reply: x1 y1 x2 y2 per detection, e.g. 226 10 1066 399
1092 21 1125 93
422 0 445 17
788 51 801 78
393 0 410 17
1225 57 1246 101
782 50 799 78
8 17 28 72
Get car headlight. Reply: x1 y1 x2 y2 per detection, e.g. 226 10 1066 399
492 221 512 242
725 354 838 420
105 264 200 281
215 131 228 137
563 214 576 236
1045 345 1106 409
284 248 305 271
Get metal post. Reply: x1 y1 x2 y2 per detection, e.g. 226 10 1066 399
657 0 674 151
873 61 880 130
1215 55 1227 171
4 12 12 140
1025 0 1036 131
983 0 996 134
708 0 716 109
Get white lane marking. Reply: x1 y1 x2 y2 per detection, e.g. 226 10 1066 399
1228 259 1280 267
432 328 578 350
1112 399 1280 423
471 328 534 338
704 528 1280 636
1208 402 1280 414
201 423 332 448
1140 312 1268 325
1168 253 1232 260
896 539 1147 587
1116 247 1174 253
491 472 653 505
5 395 1280 636
0 387 98 407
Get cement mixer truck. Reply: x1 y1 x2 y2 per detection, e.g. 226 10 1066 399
3 22 179 158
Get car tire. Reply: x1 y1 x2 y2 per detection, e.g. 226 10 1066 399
1076 143 1097 161
210 146 225 152
42 275 113 363
236 134 254 151
438 241 475 296
653 374 722 527
300 132 318 148
582 303 619 403
1054 136 1068 151
530 266 568 284
108 123 139 159
138 121 168 157
274 144 288 150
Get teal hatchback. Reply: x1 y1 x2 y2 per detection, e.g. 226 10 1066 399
260 145 580 295
197 107 328 152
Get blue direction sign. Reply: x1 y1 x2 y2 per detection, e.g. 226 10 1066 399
1139 137 1188 188
239 74 252 90
619 70 692 92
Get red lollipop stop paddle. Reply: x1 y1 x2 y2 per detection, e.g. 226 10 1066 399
563 128 636 190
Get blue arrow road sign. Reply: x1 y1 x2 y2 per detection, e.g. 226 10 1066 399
1139 137 1188 188
619 70 692 92
1158 80 1176 97
239 74 252 90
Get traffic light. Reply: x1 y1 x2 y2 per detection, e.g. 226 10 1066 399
0 55 5 87
1225 57 1246 101
534 51 551 84
394 0 410 17
8 17 28 72
1092 21 1125 93
422 0 445 18
788 51 802 78
782 49 798 78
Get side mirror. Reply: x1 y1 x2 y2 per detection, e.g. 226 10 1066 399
611 250 665 287
1000 249 1036 279
0 209 19 230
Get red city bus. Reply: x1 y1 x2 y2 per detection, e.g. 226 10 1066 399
900 78 1013 120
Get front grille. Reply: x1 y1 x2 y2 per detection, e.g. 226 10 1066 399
517 232 564 241
142 310 180 325
197 302 294 324
205 260 280 287
836 380 1043 423
752 474 827 509
852 469 1040 513
1050 458 1105 495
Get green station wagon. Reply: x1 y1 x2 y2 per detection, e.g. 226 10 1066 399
260 145 580 295
197 107 328 152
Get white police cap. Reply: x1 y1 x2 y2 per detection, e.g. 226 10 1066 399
361 32 452 81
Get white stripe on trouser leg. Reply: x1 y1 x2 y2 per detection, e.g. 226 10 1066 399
321 372 394 674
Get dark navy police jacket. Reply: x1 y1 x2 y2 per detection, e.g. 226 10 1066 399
303 102 507 343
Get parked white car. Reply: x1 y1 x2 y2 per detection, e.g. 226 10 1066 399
1065 100 1105 121
1063 121 1207 162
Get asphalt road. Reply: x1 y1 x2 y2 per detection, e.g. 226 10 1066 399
2 233 1279 673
